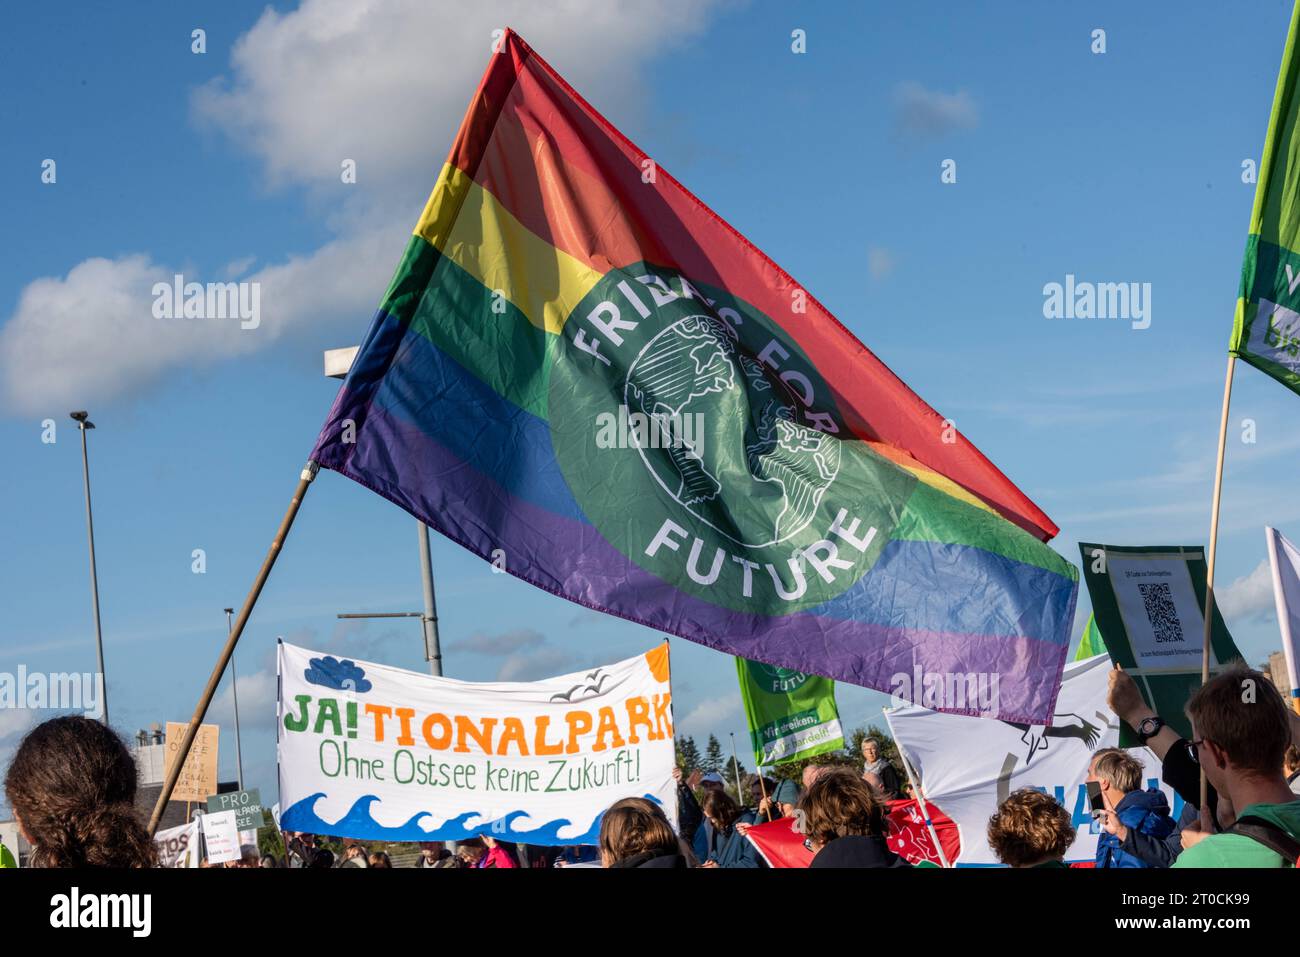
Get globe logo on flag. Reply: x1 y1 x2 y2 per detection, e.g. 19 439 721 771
626 313 841 548
746 659 809 694
548 262 910 613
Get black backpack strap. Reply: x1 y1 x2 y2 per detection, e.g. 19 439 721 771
1229 814 1300 864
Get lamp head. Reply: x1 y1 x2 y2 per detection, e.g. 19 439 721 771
69 411 95 428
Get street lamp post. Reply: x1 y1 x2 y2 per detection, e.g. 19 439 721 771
325 346 444 678
417 523 443 677
70 411 108 727
223 608 245 791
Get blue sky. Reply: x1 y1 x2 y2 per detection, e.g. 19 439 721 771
3 0 1299 810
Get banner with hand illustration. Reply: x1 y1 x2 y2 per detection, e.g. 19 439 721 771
276 641 676 845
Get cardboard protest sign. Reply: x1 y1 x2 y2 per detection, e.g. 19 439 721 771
277 641 676 845
164 721 219 803
1078 543 1243 744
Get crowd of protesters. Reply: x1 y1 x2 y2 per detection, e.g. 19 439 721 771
4 660 1299 869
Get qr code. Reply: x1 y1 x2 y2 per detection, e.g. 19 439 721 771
1138 582 1184 643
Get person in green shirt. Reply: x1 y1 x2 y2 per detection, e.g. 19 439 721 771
1173 662 1300 868
0 841 16 868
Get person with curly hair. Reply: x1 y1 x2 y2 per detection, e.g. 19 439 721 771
986 788 1076 868
4 716 158 868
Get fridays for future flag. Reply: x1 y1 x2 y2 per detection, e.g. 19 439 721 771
1231 0 1300 394
277 641 676 845
736 658 843 765
1265 527 1300 705
311 29 1077 723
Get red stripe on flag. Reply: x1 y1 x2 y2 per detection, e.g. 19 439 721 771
444 28 1058 541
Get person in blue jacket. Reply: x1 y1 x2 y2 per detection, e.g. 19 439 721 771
688 771 728 862
699 789 764 868
1089 747 1175 867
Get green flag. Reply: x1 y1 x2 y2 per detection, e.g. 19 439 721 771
736 657 843 765
1074 613 1107 661
1231 0 1300 395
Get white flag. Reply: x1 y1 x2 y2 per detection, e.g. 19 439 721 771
885 654 1179 866
1265 526 1300 702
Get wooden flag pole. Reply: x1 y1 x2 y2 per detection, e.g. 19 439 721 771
884 708 951 868
1199 355 1237 808
148 461 319 836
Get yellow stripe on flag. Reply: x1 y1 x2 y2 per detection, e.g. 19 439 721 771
414 164 603 335
904 465 1001 515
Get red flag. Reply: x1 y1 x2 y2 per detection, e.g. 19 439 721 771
742 799 960 868
743 818 814 869
883 799 961 867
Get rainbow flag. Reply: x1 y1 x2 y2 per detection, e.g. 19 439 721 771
311 30 1078 723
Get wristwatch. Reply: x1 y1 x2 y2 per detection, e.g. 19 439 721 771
1136 716 1164 744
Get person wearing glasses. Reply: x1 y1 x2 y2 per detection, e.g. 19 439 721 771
1109 662 1300 867
1171 664 1300 867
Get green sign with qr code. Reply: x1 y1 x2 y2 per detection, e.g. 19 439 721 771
1078 544 1244 746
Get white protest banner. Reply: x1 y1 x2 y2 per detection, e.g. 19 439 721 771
277 640 676 845
200 810 241 865
154 819 200 868
885 654 1180 866
1266 526 1300 706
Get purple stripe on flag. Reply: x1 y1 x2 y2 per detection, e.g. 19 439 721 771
331 400 1066 722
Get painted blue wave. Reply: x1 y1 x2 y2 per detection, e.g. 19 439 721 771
279 792 657 846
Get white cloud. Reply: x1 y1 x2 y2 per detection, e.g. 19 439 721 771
210 668 279 731
894 82 979 138
678 695 738 734
192 0 722 198
0 219 405 415
1216 559 1276 626
496 646 576 682
867 245 896 281
222 256 257 279
1 0 725 416
448 628 546 656
0 255 249 416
